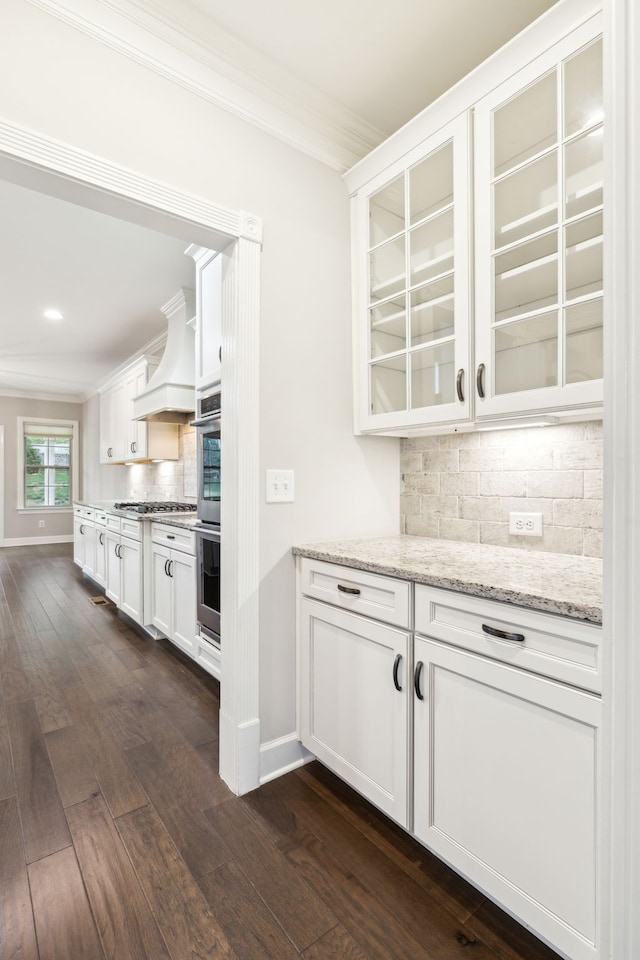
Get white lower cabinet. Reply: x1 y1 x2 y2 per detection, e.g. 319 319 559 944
297 557 603 960
299 598 410 826
413 635 600 960
105 519 143 625
149 524 197 658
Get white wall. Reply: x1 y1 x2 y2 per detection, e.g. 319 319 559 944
0 0 399 747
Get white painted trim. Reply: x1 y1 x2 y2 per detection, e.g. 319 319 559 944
2 535 74 546
22 0 382 171
606 1 640 957
0 118 261 798
259 733 313 785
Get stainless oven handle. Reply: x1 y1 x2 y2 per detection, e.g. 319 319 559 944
190 415 222 428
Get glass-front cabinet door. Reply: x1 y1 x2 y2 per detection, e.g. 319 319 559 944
353 114 471 433
474 19 603 420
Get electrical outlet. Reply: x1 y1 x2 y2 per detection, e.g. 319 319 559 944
508 511 543 537
266 469 295 503
38 520 45 528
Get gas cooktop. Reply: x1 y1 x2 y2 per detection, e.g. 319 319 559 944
113 501 196 514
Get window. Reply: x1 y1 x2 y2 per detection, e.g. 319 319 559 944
17 418 78 511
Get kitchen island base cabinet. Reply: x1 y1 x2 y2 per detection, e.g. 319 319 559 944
299 597 410 828
413 636 601 960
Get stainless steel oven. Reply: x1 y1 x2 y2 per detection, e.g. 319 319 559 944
196 525 221 646
191 386 221 526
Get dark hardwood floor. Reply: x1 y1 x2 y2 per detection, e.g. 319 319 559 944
0 543 561 960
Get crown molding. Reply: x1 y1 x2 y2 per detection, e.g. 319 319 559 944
23 0 384 171
0 387 86 404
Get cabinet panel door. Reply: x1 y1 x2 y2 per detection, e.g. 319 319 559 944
354 113 472 434
413 635 600 960
73 517 85 567
150 543 172 637
82 521 96 579
188 245 222 391
299 598 410 826
105 532 121 605
94 527 107 588
120 536 142 625
474 19 603 420
171 550 197 656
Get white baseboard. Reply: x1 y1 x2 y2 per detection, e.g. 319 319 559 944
0 535 74 547
259 733 314 785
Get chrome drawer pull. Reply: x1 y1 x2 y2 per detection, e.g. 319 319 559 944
482 623 525 643
337 583 361 596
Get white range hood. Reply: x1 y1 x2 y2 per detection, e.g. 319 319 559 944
133 288 196 423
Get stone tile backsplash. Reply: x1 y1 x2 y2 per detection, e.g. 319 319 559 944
126 425 197 503
401 421 603 558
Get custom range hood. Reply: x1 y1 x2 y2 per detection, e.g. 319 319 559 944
133 288 196 424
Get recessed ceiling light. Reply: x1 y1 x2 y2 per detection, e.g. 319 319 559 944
43 308 64 320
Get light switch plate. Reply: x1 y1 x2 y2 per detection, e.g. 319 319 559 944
266 469 295 503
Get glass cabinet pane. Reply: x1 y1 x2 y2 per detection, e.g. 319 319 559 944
409 142 453 224
564 39 603 138
494 152 557 248
565 213 603 301
494 233 558 322
495 312 558 395
411 342 455 408
565 130 603 219
369 235 405 301
370 297 406 358
410 209 454 285
369 176 405 246
566 299 603 383
370 355 407 414
493 71 556 176
411 276 454 346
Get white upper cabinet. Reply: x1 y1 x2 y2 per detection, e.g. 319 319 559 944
186 244 222 392
474 22 603 420
346 0 603 435
353 115 472 433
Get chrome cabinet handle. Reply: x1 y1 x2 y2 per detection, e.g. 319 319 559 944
476 363 486 399
99 532 104 545
79 524 84 535
169 560 174 578
482 623 525 643
414 661 425 701
393 653 402 692
456 368 464 403
337 583 360 596
164 559 170 576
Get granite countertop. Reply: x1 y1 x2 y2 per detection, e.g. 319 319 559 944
293 536 603 624
74 499 197 528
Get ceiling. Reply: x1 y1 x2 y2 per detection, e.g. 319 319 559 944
0 0 558 401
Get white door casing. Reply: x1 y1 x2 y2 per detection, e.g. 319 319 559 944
0 117 262 796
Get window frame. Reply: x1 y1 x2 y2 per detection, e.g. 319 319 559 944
17 417 79 512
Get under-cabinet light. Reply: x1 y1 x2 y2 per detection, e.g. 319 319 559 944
476 416 558 431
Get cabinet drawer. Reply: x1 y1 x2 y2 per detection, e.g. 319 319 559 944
105 513 122 533
120 517 142 541
94 511 108 526
151 523 195 554
298 557 410 628
414 584 602 693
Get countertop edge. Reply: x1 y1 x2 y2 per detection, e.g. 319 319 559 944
292 541 602 625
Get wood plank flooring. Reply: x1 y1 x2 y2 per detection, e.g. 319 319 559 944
0 543 561 960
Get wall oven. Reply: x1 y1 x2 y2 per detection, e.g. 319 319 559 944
192 386 221 526
196 524 221 646
192 386 222 648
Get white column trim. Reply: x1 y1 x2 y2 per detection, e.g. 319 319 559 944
0 425 4 545
218 236 262 794
0 118 262 796
606 0 640 957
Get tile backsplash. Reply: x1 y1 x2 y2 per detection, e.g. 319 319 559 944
401 421 602 558
125 425 197 503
